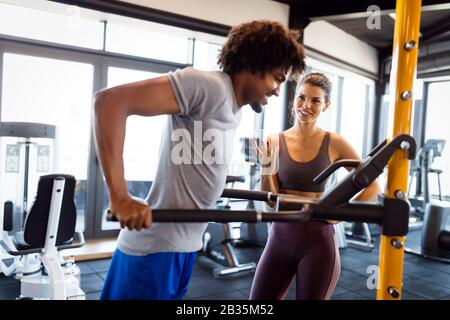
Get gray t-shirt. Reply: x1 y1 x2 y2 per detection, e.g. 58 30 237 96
117 67 241 255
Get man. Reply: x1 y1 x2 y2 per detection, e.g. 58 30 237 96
94 20 306 300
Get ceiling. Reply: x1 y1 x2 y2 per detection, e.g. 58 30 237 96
274 0 450 18
275 0 450 50
326 7 450 50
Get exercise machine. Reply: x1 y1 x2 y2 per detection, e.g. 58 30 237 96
338 222 375 251
408 139 445 221
238 137 269 247
0 122 85 299
419 201 450 262
109 0 421 300
202 175 256 278
404 139 450 262
108 133 417 300
239 136 374 251
324 167 375 251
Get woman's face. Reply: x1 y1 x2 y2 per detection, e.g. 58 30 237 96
294 83 330 124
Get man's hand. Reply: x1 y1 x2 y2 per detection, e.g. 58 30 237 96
109 196 152 231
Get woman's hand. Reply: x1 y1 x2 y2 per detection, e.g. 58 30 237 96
252 138 278 175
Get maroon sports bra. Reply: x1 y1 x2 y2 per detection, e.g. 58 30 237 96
276 132 331 193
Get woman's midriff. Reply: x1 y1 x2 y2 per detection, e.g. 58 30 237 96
270 188 335 244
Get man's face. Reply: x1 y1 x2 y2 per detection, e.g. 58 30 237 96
247 67 286 112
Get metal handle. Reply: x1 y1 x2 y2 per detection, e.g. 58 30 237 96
313 159 361 185
105 206 312 223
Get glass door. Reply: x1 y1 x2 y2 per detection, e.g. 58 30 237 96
424 81 450 199
0 52 94 232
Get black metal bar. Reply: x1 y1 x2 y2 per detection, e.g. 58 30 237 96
367 138 387 158
421 17 450 44
105 201 384 225
106 208 311 223
280 0 449 19
314 204 383 224
319 134 416 208
276 195 383 224
221 188 278 202
22 141 30 228
313 159 361 185
153 209 261 223
382 198 409 236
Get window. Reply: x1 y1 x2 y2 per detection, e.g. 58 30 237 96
107 67 167 183
424 81 450 198
229 106 257 190
340 78 368 157
1 53 94 231
101 67 166 230
105 18 192 64
0 0 103 49
190 35 262 191
0 0 234 239
263 91 285 139
305 58 375 185
193 40 222 71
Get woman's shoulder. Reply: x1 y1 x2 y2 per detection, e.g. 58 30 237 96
328 132 352 153
266 132 284 142
264 132 284 150
329 132 349 146
329 132 360 160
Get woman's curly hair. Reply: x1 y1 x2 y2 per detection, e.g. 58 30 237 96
218 20 306 79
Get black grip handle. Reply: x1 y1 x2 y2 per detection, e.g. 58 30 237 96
105 208 312 223
106 209 118 222
313 160 361 185
221 188 278 202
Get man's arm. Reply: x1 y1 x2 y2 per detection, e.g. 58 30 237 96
93 75 179 230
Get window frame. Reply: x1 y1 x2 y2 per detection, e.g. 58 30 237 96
0 35 187 239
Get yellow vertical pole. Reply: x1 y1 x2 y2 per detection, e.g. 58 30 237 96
377 0 422 300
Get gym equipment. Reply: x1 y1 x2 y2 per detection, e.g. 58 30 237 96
1 121 56 280
0 122 85 299
377 0 421 299
2 175 86 299
238 137 269 247
404 139 449 262
324 166 375 252
405 199 450 262
239 136 374 251
338 222 375 251
107 133 417 300
202 175 256 278
420 201 450 261
408 139 445 218
200 136 273 277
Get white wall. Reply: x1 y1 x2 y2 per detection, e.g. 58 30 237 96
119 0 290 26
119 1 378 75
304 20 379 75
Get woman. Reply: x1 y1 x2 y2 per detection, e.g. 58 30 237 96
250 72 379 300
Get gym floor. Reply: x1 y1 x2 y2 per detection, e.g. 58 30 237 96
1 228 450 300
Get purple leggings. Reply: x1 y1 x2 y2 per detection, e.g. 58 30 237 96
249 221 341 300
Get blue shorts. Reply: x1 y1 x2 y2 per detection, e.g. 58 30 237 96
100 249 197 300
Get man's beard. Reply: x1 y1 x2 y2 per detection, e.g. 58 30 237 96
250 102 263 113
